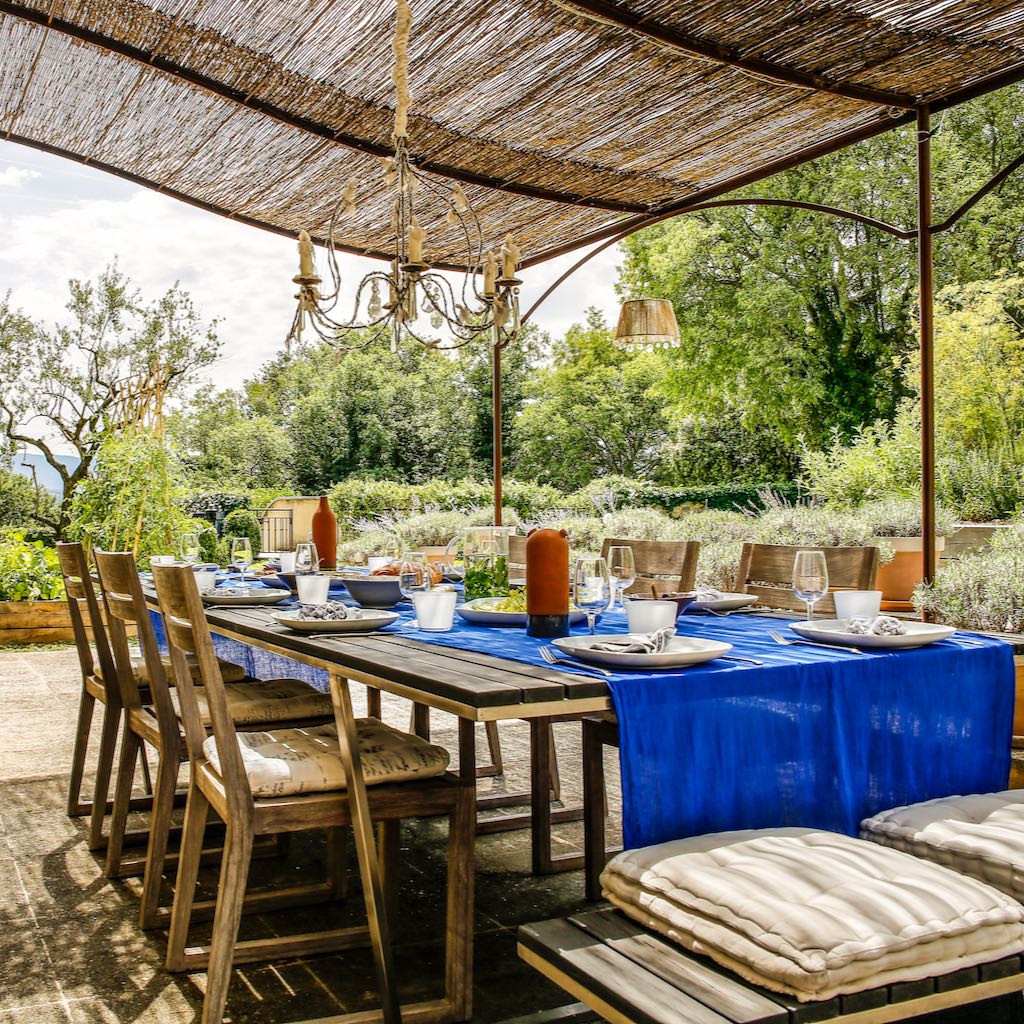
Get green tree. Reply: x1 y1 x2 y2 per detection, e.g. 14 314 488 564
0 265 219 537
511 310 671 489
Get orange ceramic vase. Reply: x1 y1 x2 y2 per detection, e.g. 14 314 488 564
525 528 570 638
311 496 337 569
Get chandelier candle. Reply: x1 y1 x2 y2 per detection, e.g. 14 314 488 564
525 528 570 638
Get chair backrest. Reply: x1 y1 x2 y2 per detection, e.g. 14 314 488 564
508 534 527 576
94 550 180 747
55 542 117 694
151 563 249 800
599 538 701 596
734 543 881 614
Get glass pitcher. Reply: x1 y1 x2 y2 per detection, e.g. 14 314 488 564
445 526 516 599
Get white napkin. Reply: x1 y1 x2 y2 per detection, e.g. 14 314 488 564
694 587 723 601
591 626 676 654
295 601 355 622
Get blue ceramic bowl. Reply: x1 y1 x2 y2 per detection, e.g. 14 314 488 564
341 575 404 609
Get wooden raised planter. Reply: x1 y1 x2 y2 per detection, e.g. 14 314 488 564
0 599 75 645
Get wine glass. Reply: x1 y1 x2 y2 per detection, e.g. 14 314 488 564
398 550 432 603
178 531 200 564
383 534 403 562
607 545 636 610
294 541 319 575
573 557 611 635
793 550 829 621
230 537 252 583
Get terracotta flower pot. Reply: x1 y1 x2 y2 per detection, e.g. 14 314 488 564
875 536 946 609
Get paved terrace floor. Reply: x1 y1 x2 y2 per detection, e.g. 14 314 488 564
0 647 620 1023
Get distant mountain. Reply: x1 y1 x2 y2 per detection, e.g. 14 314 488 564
11 452 81 496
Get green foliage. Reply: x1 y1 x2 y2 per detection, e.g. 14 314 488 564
197 523 220 563
0 264 219 538
222 508 262 557
67 427 195 561
856 497 958 539
180 492 251 522
0 531 64 601
0 467 55 538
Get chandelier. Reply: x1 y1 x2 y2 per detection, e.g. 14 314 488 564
286 0 522 354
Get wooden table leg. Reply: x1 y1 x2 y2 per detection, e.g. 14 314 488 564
529 719 585 875
329 673 400 1024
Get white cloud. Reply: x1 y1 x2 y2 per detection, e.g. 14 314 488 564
0 165 40 188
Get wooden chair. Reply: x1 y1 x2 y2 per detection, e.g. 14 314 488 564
57 541 148 850
734 542 881 615
95 550 337 930
600 538 700 596
152 562 475 1024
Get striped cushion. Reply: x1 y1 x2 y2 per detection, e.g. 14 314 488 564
175 678 333 726
202 718 450 797
601 828 1024 1002
861 791 1024 900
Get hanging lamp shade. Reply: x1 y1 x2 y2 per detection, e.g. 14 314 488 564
614 299 681 350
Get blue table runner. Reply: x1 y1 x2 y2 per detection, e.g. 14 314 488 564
148 578 1015 848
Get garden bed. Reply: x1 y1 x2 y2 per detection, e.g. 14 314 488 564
0 599 75 645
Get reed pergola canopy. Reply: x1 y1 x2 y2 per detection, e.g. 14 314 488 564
1 0 1023 270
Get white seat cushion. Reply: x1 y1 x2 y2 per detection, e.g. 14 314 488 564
175 678 333 726
601 828 1024 1002
861 791 1024 900
201 718 450 797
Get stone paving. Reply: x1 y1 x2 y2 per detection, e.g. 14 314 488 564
0 648 620 1023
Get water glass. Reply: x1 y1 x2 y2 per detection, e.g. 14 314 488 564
625 599 677 634
194 568 218 593
279 551 297 573
230 537 252 580
412 590 457 631
296 573 330 604
150 554 177 566
573 557 611 635
367 555 392 573
607 545 636 609
178 531 201 564
294 541 319 575
399 552 432 602
793 550 829 621
834 590 882 621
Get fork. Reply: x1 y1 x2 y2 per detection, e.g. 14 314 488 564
769 630 864 655
539 646 613 678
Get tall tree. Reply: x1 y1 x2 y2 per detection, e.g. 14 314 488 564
0 265 219 536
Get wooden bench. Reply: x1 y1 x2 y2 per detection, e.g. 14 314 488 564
519 909 1024 1024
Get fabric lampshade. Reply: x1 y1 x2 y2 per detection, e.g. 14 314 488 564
614 298 680 350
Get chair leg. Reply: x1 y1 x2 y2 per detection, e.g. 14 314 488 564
87 698 122 850
583 719 607 902
366 686 382 719
139 743 154 797
547 724 561 802
67 686 95 817
445 784 476 1022
200 822 255 1024
104 729 140 877
410 702 431 740
166 785 211 972
326 827 348 900
139 751 180 930
484 721 504 775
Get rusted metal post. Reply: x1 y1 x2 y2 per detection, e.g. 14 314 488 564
917 105 936 588
492 323 503 526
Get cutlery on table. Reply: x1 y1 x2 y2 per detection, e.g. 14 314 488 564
539 646 613 678
717 654 765 666
949 634 984 647
769 630 864 655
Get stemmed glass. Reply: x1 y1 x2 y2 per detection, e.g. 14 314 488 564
294 541 319 575
793 550 829 621
573 557 611 635
399 551 432 603
178 531 200 564
230 537 252 583
607 545 636 610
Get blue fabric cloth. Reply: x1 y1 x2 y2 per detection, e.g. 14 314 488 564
148 574 1015 848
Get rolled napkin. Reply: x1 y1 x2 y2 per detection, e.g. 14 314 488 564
694 587 723 602
591 626 676 654
847 614 907 636
295 601 354 621
202 586 253 597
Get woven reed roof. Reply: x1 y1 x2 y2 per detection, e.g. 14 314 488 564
1 0 1023 270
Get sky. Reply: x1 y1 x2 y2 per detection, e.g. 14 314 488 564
0 142 624 390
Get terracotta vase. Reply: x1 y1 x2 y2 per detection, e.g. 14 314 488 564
525 528 569 638
875 535 946 609
311 496 338 570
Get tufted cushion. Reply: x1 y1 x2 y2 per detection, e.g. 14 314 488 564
174 678 333 726
861 791 1024 900
601 828 1024 1002
201 718 450 797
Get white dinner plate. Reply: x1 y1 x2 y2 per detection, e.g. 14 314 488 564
688 592 759 612
456 598 588 628
552 634 732 669
790 618 956 649
201 589 290 606
271 609 400 633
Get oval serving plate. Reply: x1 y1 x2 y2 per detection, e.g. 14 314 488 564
201 589 290 606
790 619 955 650
552 634 732 669
456 598 588 628
687 592 758 612
271 609 400 633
